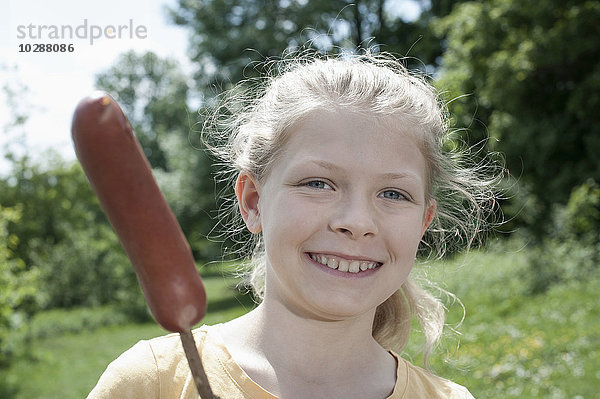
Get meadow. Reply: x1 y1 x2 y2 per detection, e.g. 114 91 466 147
1 242 598 398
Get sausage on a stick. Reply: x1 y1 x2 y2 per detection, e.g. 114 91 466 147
71 92 214 398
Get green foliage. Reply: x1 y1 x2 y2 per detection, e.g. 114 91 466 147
524 238 598 295
0 153 149 312
30 221 146 312
95 51 191 171
524 180 600 293
436 0 600 232
0 152 104 267
171 0 358 90
95 50 221 259
0 205 41 367
28 306 130 340
562 179 600 241
168 0 467 93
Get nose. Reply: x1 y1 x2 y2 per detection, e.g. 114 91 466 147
329 193 378 239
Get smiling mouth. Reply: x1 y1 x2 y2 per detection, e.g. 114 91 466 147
308 253 383 273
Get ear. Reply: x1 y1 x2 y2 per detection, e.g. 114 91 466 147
421 199 437 238
235 171 262 234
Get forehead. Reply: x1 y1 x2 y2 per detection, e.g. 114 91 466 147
275 109 428 180
284 108 423 151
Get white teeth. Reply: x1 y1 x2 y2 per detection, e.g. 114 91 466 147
310 253 379 273
326 258 338 269
337 259 350 272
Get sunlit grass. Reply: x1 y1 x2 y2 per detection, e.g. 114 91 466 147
1 323 165 398
2 247 598 398
0 268 254 399
405 242 600 398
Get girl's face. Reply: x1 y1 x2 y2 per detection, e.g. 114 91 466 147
237 109 435 321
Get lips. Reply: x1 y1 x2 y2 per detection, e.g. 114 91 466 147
308 253 382 273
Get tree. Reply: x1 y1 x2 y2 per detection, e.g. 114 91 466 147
0 152 104 266
435 0 600 234
95 51 221 258
95 51 192 171
0 205 40 367
168 0 468 94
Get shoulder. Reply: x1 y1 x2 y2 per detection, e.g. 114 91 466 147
87 337 162 398
392 354 475 399
87 328 210 399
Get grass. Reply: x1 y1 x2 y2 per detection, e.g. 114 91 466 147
1 244 598 398
406 241 600 398
1 323 164 398
0 265 255 399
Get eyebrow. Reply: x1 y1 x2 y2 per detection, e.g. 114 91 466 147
307 159 421 182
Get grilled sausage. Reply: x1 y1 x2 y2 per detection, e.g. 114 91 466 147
71 92 207 332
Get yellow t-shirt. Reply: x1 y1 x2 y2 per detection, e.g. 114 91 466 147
87 325 474 398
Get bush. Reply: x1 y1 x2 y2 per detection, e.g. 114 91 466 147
524 238 598 295
28 306 131 340
0 206 41 367
31 222 147 315
561 179 600 243
524 180 600 294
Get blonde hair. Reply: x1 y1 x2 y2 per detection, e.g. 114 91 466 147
202 50 500 366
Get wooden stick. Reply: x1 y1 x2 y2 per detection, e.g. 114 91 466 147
180 330 217 398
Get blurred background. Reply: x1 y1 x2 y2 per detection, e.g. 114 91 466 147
1 0 598 397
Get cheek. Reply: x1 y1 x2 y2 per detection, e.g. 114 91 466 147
261 196 317 247
267 192 322 222
385 214 427 257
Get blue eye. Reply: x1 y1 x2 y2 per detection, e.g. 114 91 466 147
306 180 331 190
380 190 407 201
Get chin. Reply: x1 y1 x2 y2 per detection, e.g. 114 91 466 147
300 291 383 321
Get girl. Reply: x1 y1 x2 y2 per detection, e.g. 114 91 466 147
89 52 497 398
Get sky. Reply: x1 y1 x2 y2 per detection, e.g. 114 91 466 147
0 0 421 175
0 0 192 173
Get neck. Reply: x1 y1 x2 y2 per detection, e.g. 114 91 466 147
261 297 380 370
219 296 397 398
